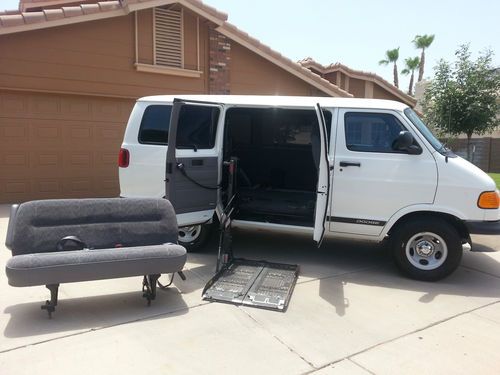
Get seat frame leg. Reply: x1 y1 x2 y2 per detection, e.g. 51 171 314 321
41 284 59 318
142 274 161 306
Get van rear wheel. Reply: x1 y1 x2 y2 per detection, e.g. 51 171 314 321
178 224 211 252
391 218 462 281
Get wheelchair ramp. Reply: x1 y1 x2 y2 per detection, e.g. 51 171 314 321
202 259 299 312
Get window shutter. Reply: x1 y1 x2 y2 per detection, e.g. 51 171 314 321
154 7 183 68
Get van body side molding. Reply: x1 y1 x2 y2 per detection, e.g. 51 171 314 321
327 216 386 226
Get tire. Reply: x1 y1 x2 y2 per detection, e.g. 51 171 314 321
391 218 463 281
178 223 212 252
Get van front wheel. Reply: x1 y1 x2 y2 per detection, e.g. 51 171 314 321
178 224 211 252
391 218 462 281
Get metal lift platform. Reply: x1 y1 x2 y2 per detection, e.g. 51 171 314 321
202 158 299 312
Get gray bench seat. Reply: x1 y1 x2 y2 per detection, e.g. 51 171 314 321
5 198 187 317
6 244 186 287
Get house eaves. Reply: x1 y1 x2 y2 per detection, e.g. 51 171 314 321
0 0 227 35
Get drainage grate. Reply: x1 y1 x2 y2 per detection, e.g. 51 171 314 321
202 259 299 312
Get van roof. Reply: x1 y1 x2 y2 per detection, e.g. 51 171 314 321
137 95 409 111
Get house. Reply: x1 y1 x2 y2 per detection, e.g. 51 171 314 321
0 0 352 203
299 57 416 108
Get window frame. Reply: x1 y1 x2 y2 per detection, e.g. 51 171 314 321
343 111 420 154
175 105 220 150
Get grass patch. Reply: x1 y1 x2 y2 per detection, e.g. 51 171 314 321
489 173 500 189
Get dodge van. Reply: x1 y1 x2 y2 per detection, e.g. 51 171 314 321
119 95 500 281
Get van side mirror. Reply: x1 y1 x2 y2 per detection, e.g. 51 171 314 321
393 131 422 154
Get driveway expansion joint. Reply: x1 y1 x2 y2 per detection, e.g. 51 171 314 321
239 307 316 371
459 264 500 280
302 299 500 374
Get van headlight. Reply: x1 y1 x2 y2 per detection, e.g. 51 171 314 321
477 191 500 209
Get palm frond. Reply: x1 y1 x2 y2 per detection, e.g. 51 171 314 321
413 34 435 49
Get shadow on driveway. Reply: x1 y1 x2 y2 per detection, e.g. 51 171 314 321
187 229 500 317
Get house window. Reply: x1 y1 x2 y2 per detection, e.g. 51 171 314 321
154 7 183 68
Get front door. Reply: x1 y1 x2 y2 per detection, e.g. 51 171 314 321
165 99 223 225
330 109 438 236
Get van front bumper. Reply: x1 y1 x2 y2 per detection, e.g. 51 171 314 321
465 220 500 235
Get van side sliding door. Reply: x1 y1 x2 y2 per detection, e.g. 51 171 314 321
313 104 331 246
165 99 223 225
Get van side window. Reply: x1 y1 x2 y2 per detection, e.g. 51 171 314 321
177 105 220 149
344 112 406 153
138 105 172 145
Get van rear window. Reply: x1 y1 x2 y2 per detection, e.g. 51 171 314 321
138 105 172 145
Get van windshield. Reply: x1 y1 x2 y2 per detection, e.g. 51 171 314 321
404 108 444 152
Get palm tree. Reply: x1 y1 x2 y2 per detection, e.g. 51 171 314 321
401 57 420 95
413 34 435 82
379 48 400 88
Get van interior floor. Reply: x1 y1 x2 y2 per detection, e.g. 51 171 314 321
236 188 315 226
202 259 299 312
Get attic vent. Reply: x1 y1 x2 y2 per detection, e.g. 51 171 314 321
154 7 183 68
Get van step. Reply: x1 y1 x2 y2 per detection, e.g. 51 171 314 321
202 259 299 312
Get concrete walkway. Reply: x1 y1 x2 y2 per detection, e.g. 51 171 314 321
0 204 499 374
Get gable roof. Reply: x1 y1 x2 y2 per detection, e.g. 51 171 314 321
299 57 416 106
0 0 352 98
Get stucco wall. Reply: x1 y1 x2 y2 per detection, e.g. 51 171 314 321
230 42 324 96
0 12 208 99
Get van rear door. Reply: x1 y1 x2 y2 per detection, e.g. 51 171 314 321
165 99 223 225
313 104 331 246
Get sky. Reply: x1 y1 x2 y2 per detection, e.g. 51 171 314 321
2 0 499 92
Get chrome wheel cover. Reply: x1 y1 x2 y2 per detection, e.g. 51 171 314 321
405 232 448 271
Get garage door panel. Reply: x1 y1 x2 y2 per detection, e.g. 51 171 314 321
0 119 30 151
36 179 63 197
0 91 132 203
0 93 28 114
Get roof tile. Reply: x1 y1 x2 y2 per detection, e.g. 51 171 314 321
62 6 84 17
0 15 25 27
22 12 46 24
43 8 65 21
98 1 120 11
81 3 101 14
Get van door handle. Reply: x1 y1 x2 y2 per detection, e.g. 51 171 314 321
339 161 361 167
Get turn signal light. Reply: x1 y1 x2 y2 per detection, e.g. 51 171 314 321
118 148 129 168
477 191 500 209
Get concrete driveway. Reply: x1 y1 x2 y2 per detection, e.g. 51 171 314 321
0 203 499 374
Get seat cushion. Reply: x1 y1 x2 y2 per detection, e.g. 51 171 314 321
6 244 187 287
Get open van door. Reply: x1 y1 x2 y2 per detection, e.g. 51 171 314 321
165 99 223 225
313 103 331 246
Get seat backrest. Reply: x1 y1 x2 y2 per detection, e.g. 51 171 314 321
6 198 179 256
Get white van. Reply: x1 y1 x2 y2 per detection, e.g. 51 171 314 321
119 95 500 281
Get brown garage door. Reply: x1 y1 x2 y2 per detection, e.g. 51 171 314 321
0 91 134 203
